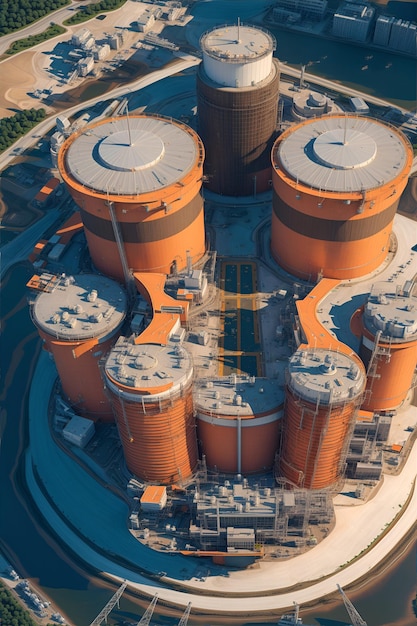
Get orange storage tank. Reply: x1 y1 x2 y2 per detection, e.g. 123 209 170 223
31 273 127 421
278 348 366 490
270 115 413 281
195 375 284 474
57 114 206 283
104 336 198 484
359 282 417 411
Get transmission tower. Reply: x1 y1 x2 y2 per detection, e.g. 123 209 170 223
137 593 159 626
177 602 192 626
89 581 127 625
337 584 367 626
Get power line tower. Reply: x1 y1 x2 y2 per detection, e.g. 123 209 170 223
337 584 367 626
137 593 159 626
89 581 127 625
177 602 192 626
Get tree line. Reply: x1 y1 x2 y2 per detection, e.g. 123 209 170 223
0 0 69 36
0 108 46 154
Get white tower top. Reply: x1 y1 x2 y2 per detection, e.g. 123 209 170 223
200 23 276 88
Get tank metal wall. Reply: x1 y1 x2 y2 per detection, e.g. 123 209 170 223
197 412 281 474
38 331 115 421
279 389 359 490
109 383 198 484
197 60 280 197
360 335 417 411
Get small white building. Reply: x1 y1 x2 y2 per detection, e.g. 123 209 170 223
62 415 95 448
72 28 92 47
78 56 94 76
137 11 155 32
350 96 369 114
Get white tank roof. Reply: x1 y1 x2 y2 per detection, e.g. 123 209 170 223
364 283 417 342
200 23 275 87
288 349 365 405
64 116 200 195
194 375 284 417
105 336 193 397
276 115 409 193
32 274 127 341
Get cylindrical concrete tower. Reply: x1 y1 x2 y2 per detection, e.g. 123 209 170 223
58 114 205 282
197 23 280 196
359 283 417 411
278 349 366 490
195 375 284 475
31 274 127 421
271 115 413 281
104 336 198 484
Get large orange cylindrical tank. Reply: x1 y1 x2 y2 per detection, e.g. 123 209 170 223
31 273 127 421
57 114 205 282
195 375 284 474
270 115 413 281
359 282 417 411
278 349 366 490
104 337 198 484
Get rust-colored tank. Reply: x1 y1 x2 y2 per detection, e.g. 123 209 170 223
197 23 279 196
279 349 366 490
30 273 127 421
195 375 284 474
359 283 417 411
104 336 197 484
57 114 205 282
270 115 413 281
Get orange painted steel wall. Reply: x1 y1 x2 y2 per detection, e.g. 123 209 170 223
39 330 115 421
58 116 206 282
280 389 358 489
109 383 198 484
270 118 413 281
197 413 281 474
360 331 417 412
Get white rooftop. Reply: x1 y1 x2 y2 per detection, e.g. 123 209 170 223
105 336 193 395
288 349 365 404
193 375 284 416
276 116 409 192
32 274 127 341
363 282 417 342
200 24 275 62
65 116 199 195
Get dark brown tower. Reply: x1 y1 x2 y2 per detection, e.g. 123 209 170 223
197 23 280 197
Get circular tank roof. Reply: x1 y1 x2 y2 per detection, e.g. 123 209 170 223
32 274 127 341
288 349 365 405
105 337 193 395
194 376 284 417
276 116 409 193
200 24 275 62
64 116 199 195
364 283 417 342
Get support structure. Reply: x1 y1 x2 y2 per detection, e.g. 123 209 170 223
89 581 127 625
137 593 158 626
337 584 367 626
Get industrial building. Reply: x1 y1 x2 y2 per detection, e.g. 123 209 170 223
278 349 366 490
28 40 417 570
196 23 280 196
332 2 375 42
28 273 127 421
359 282 417 411
57 114 206 282
270 114 413 281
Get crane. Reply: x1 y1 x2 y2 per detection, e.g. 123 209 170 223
89 581 127 625
177 602 192 626
337 584 367 626
137 593 158 626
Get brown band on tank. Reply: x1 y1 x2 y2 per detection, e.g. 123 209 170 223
80 194 203 243
272 194 399 241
